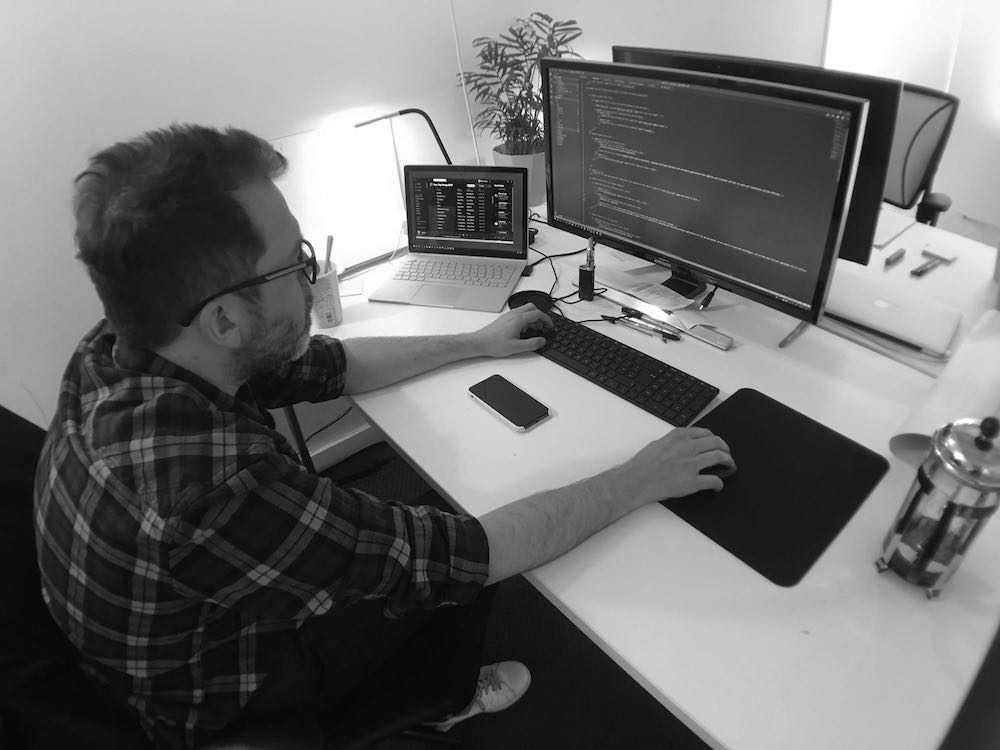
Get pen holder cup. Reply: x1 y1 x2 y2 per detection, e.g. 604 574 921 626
311 265 343 329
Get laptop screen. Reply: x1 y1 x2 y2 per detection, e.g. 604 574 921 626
404 165 528 259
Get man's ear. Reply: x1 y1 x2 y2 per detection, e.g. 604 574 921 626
197 296 250 349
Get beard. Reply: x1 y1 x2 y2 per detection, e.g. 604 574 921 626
231 284 313 383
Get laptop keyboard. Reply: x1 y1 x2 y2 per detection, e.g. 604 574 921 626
394 257 517 287
537 314 720 426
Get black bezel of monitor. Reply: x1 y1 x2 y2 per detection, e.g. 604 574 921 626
541 57 867 325
612 46 902 267
403 165 529 259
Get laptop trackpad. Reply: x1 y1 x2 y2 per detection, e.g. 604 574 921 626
412 284 464 308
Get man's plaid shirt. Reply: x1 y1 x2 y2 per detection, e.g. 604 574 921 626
33 321 490 748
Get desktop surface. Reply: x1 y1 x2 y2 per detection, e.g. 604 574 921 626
322 221 1000 750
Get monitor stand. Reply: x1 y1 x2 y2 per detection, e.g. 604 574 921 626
661 265 707 299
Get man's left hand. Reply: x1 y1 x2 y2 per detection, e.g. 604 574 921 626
470 304 553 358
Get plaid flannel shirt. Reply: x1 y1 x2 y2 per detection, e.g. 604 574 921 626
33 321 489 748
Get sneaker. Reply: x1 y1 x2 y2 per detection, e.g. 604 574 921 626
428 661 531 732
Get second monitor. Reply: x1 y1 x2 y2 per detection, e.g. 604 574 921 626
541 58 867 324
611 46 902 266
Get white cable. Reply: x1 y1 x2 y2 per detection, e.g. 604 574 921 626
449 0 481 165
387 118 409 259
388 117 406 199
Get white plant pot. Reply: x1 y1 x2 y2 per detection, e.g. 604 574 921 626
492 147 546 208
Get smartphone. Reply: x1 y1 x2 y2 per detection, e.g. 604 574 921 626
469 374 549 432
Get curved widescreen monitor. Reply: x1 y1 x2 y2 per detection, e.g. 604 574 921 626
612 46 902 266
541 58 867 324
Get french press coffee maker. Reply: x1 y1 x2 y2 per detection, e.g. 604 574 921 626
876 415 1000 598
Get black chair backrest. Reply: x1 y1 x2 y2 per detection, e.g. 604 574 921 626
883 82 959 209
0 405 151 749
0 406 65 669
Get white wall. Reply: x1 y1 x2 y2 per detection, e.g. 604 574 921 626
930 0 1000 226
825 0 1000 228
451 0 831 165
824 0 963 90
0 1 474 426
1 0 829 427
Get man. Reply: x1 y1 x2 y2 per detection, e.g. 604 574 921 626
34 124 733 748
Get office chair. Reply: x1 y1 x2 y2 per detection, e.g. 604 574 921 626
883 82 960 226
0 404 462 750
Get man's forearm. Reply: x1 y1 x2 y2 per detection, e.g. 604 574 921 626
338 305 549 394
478 465 648 585
341 334 481 394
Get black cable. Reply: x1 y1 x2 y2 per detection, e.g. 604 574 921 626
525 249 560 297
527 245 587 269
554 286 608 304
527 245 606 305
305 406 354 442
547 307 613 325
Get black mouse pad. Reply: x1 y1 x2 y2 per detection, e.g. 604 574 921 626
660 388 889 587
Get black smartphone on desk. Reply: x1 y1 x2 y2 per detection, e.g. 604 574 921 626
469 374 549 431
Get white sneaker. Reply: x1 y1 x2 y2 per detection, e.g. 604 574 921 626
428 661 531 732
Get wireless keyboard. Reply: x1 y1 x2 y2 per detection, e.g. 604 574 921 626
537 314 720 426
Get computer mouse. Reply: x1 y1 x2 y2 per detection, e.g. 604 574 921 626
700 461 737 479
520 323 555 345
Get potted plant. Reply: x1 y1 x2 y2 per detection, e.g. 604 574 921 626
461 12 582 206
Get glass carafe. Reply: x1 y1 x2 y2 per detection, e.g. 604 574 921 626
877 416 1000 598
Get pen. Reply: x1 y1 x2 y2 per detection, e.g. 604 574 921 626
910 248 956 278
325 235 334 274
621 306 684 337
883 248 905 269
698 285 717 310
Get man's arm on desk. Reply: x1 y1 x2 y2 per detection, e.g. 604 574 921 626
341 304 551 394
479 428 732 585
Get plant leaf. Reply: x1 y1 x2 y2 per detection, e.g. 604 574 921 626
458 14 582 144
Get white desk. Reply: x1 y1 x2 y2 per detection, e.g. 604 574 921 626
819 221 1000 375
325 223 1000 750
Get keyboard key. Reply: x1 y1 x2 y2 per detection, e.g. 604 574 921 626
536 315 719 426
393 258 515 287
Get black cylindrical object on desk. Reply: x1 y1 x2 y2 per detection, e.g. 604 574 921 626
578 265 595 301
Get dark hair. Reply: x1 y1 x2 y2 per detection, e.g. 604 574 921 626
74 123 288 348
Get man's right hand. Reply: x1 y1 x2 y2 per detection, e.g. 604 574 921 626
614 427 734 504
480 426 733 585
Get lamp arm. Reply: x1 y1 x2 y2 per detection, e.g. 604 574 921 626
397 108 453 164
354 107 452 164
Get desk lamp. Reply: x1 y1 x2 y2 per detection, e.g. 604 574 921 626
354 108 452 164
338 108 454 280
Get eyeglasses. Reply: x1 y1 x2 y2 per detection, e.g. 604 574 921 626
177 239 318 327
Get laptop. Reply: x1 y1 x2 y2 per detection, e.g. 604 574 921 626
368 165 529 313
824 262 962 356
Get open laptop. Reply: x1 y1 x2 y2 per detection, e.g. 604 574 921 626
368 165 529 313
824 262 962 356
